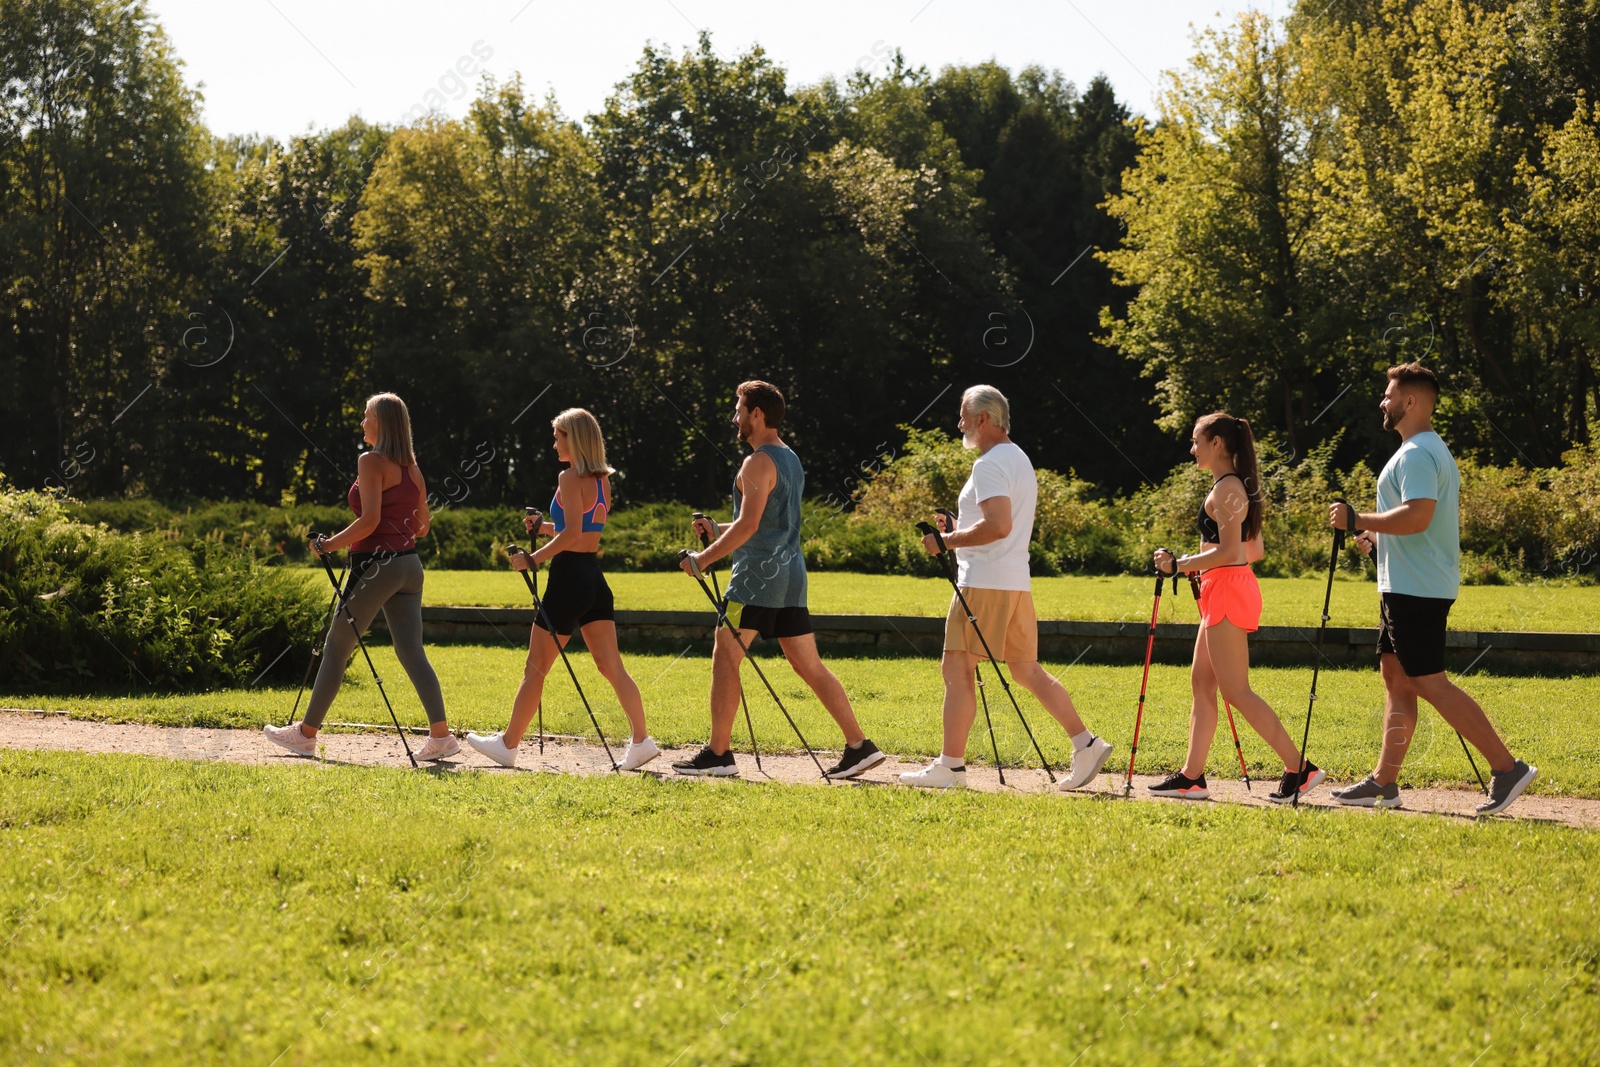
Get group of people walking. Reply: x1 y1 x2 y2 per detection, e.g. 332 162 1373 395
265 365 1538 817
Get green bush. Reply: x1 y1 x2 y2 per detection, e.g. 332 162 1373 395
1 482 325 690
855 427 1122 574
54 442 1598 584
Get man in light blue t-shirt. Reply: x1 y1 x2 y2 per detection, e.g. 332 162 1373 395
1325 363 1535 816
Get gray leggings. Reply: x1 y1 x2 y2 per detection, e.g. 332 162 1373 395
302 553 448 729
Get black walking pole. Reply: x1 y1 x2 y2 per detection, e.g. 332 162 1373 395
524 508 545 755
1188 573 1251 792
693 513 766 777
508 542 618 771
311 537 418 768
1125 552 1179 796
937 513 1005 781
1295 501 1351 806
287 560 346 726
975 667 1005 785
916 520 1056 782
678 549 830 781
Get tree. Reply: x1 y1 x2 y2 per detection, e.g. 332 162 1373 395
0 0 212 495
355 78 601 507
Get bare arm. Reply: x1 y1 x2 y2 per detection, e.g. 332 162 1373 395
316 452 384 553
1177 479 1251 572
408 464 431 540
1331 498 1436 537
695 452 775 567
946 496 1013 548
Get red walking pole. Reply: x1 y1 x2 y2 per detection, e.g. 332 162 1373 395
1124 553 1179 796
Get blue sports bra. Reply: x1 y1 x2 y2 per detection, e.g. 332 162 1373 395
550 475 607 533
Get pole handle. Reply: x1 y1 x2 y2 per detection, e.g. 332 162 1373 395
1154 546 1180 595
692 511 715 548
915 520 949 557
1333 497 1359 547
677 547 705 579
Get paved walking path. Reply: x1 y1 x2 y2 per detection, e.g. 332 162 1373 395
0 710 1591 828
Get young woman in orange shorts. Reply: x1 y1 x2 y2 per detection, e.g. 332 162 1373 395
1150 413 1323 803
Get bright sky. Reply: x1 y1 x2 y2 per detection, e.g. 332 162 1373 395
144 0 1288 140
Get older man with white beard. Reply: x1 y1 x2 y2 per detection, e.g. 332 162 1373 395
901 385 1114 791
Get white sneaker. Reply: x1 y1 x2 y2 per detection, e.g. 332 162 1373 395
465 731 518 768
264 722 316 758
414 733 460 761
899 761 967 790
1061 735 1114 791
614 737 661 771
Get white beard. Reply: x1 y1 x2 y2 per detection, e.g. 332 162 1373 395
961 432 978 450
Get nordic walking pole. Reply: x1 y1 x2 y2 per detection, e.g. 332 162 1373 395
932 512 1006 781
917 520 1056 782
1295 501 1351 806
976 667 1004 785
508 542 617 771
287 560 346 726
678 549 830 782
1124 551 1179 796
311 538 418 768
924 514 1005 782
523 508 545 755
1188 573 1251 792
693 512 765 777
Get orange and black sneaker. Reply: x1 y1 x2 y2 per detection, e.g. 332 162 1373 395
1267 762 1325 804
1148 771 1209 800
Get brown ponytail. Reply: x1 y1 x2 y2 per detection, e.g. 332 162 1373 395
1195 412 1264 541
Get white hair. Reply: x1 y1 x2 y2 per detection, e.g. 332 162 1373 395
962 385 1011 432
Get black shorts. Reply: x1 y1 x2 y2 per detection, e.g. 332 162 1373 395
1377 592 1453 677
533 553 615 636
727 601 812 641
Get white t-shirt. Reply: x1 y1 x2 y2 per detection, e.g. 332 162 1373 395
955 441 1036 591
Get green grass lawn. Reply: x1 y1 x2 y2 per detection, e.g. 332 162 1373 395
9 645 1597 797
1 751 1595 1065
364 569 1600 633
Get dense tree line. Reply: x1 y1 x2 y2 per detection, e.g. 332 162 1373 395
2 0 1595 516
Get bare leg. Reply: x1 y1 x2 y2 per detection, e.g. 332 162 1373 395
1006 660 1087 737
1183 627 1221 779
1409 671 1514 772
580 621 648 743
504 625 563 748
1203 620 1304 771
779 633 866 745
708 627 757 754
1374 654 1419 785
939 649 979 759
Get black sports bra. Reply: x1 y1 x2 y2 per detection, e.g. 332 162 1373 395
1198 473 1245 544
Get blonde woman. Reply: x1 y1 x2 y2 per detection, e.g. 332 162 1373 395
467 408 656 770
264 393 458 761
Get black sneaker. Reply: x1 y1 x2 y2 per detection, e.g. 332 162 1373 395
671 745 739 777
1266 761 1326 804
1148 771 1209 800
825 738 888 780
1476 760 1537 816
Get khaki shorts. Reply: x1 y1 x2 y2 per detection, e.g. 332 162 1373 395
944 588 1039 663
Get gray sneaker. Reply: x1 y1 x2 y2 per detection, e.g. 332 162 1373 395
1476 760 1537 816
1330 775 1401 808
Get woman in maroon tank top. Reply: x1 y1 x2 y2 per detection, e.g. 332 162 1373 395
263 393 458 762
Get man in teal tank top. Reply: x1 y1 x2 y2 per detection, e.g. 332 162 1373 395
674 380 886 780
